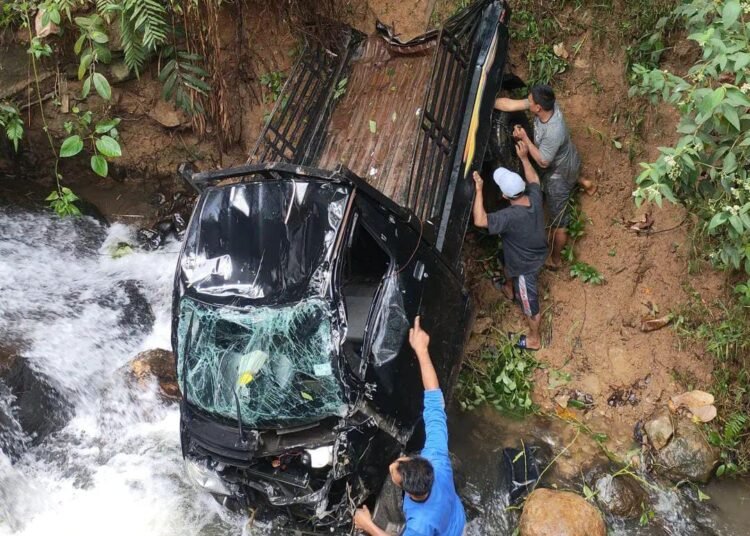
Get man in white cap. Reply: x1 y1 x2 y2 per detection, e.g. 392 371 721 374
472 141 546 350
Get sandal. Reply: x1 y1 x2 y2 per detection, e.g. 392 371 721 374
509 333 540 352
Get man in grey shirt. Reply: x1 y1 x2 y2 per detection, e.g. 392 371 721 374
472 141 546 350
494 85 595 269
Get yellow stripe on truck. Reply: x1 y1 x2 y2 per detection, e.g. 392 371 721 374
463 29 499 177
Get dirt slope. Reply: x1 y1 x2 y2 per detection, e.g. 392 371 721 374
466 19 725 449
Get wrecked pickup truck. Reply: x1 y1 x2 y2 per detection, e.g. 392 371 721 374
173 0 515 531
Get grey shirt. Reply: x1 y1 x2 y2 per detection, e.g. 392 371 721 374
487 183 547 277
533 103 581 185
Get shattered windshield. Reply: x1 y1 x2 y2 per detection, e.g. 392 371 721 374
179 180 349 304
177 296 347 428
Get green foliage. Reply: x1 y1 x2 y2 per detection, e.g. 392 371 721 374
630 0 750 275
735 280 750 307
570 261 604 284
260 70 287 104
159 48 211 115
674 291 750 475
527 44 568 86
61 105 121 177
0 102 24 151
46 187 81 217
457 337 538 414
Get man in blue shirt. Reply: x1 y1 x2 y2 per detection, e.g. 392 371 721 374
353 317 466 536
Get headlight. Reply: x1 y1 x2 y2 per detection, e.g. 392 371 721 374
184 459 235 496
304 446 333 469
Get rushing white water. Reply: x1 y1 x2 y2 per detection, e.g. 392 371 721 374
0 208 243 536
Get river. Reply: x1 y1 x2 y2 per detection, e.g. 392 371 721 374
0 206 748 535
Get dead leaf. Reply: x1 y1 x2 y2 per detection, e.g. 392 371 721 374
640 315 673 332
553 42 569 59
554 394 570 408
555 405 577 420
690 404 717 423
629 212 655 232
671 390 715 410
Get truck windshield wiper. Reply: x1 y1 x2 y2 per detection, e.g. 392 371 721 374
232 390 247 447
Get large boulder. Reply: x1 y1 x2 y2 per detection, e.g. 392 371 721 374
656 419 719 483
0 355 72 455
594 474 648 519
519 488 606 536
126 348 180 402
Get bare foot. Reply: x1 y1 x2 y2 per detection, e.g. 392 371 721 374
545 261 562 272
579 178 598 196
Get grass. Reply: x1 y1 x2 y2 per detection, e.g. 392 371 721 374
672 290 750 476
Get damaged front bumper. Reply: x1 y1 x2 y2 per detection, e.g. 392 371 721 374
181 402 401 529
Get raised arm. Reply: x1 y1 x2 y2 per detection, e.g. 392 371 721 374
471 171 488 228
409 317 449 460
495 97 530 112
516 141 539 185
410 316 438 391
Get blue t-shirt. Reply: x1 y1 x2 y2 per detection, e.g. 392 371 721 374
402 389 465 536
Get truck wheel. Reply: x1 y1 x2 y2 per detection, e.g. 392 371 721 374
487 110 532 177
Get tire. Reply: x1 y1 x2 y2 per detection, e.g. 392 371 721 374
487 110 532 177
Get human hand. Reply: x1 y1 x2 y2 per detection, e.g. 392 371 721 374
472 171 483 190
354 505 373 530
515 140 529 160
409 316 430 358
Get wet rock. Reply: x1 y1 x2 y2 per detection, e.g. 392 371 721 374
519 488 606 536
126 348 180 402
594 474 648 519
95 280 155 337
644 410 674 450
656 419 719 483
148 99 188 128
172 213 187 238
0 355 73 451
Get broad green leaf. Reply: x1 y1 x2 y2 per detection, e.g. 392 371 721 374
724 106 741 131
60 135 83 157
722 0 741 28
82 76 91 98
95 135 121 157
78 52 93 80
300 391 313 401
699 87 726 116
697 489 710 502
90 31 109 44
49 9 61 25
92 73 112 100
45 190 60 201
724 152 737 173
74 34 86 55
91 155 108 177
729 215 744 234
95 118 120 134
734 52 750 71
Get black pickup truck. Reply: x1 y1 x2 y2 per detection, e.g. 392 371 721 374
173 0 516 531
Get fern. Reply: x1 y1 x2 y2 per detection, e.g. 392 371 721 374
123 0 168 51
119 10 147 74
724 413 748 444
159 49 211 115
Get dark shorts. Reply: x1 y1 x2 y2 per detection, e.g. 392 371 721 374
545 173 576 228
513 272 540 317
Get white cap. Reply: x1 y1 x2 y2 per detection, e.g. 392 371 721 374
492 168 525 198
